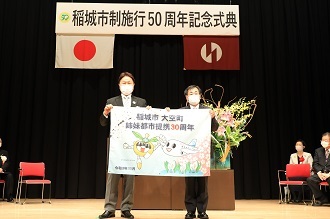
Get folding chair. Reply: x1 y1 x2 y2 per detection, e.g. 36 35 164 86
0 179 5 200
278 164 311 205
319 181 329 188
15 162 51 204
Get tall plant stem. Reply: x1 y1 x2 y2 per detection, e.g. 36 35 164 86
220 140 231 162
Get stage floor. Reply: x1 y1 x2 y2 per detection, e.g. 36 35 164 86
0 199 329 219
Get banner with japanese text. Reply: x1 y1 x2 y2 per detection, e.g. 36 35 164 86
108 106 211 176
56 3 239 35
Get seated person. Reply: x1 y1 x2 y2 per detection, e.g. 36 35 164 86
0 137 14 202
288 139 313 202
307 132 330 206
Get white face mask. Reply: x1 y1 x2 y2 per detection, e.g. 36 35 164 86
295 146 303 152
188 95 200 105
120 85 134 96
321 141 329 148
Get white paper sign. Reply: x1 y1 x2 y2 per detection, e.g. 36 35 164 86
56 3 240 35
108 106 211 176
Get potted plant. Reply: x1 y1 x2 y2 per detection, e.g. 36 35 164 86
203 85 257 169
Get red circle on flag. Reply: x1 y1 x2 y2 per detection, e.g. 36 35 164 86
74 40 96 61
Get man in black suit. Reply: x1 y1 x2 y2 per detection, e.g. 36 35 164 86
181 85 219 219
99 72 147 219
307 132 330 206
0 138 14 202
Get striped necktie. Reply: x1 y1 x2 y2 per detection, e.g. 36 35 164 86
122 96 131 107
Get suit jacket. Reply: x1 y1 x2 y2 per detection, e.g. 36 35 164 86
100 95 147 127
0 149 10 172
289 152 313 166
180 104 219 132
312 147 330 173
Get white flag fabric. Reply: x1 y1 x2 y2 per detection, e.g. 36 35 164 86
55 35 115 69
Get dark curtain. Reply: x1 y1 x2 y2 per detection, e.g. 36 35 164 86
0 0 329 199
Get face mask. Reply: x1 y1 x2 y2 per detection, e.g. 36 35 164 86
0 143 2 147
295 146 303 152
120 85 134 96
188 95 200 105
321 141 329 148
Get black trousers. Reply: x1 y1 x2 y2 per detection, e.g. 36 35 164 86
289 185 311 201
185 177 208 213
306 174 330 201
0 172 14 199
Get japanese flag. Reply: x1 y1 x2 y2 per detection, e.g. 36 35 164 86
55 35 115 69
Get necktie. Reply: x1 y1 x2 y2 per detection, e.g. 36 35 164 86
123 96 131 107
326 150 330 159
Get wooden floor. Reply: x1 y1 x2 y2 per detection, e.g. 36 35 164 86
1 199 330 219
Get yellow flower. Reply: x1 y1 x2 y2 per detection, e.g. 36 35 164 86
203 85 257 162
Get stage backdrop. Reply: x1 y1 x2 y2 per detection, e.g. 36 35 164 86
108 107 211 176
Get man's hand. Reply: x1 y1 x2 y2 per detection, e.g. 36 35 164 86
0 155 7 163
103 104 113 116
0 168 3 173
209 109 216 118
325 173 330 179
317 172 328 181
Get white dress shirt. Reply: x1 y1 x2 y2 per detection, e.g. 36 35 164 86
190 105 199 109
122 94 132 107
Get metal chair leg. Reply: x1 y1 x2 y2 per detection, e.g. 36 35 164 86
41 183 44 203
48 184 51 204
301 185 308 205
15 179 20 204
279 184 283 204
18 181 23 204
284 186 290 203
22 183 28 205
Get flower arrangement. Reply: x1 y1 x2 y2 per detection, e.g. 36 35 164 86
203 85 257 168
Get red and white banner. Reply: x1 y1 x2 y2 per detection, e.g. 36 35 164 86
183 36 240 70
55 35 115 69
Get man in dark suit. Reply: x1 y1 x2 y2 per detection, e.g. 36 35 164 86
307 132 330 206
0 138 14 202
99 72 147 219
181 85 219 219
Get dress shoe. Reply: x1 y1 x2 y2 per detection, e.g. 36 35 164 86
313 200 325 206
7 197 14 203
185 211 196 219
313 198 328 206
198 212 209 219
121 210 134 219
99 210 115 218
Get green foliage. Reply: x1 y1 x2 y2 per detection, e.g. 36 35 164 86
132 131 158 143
205 97 256 160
